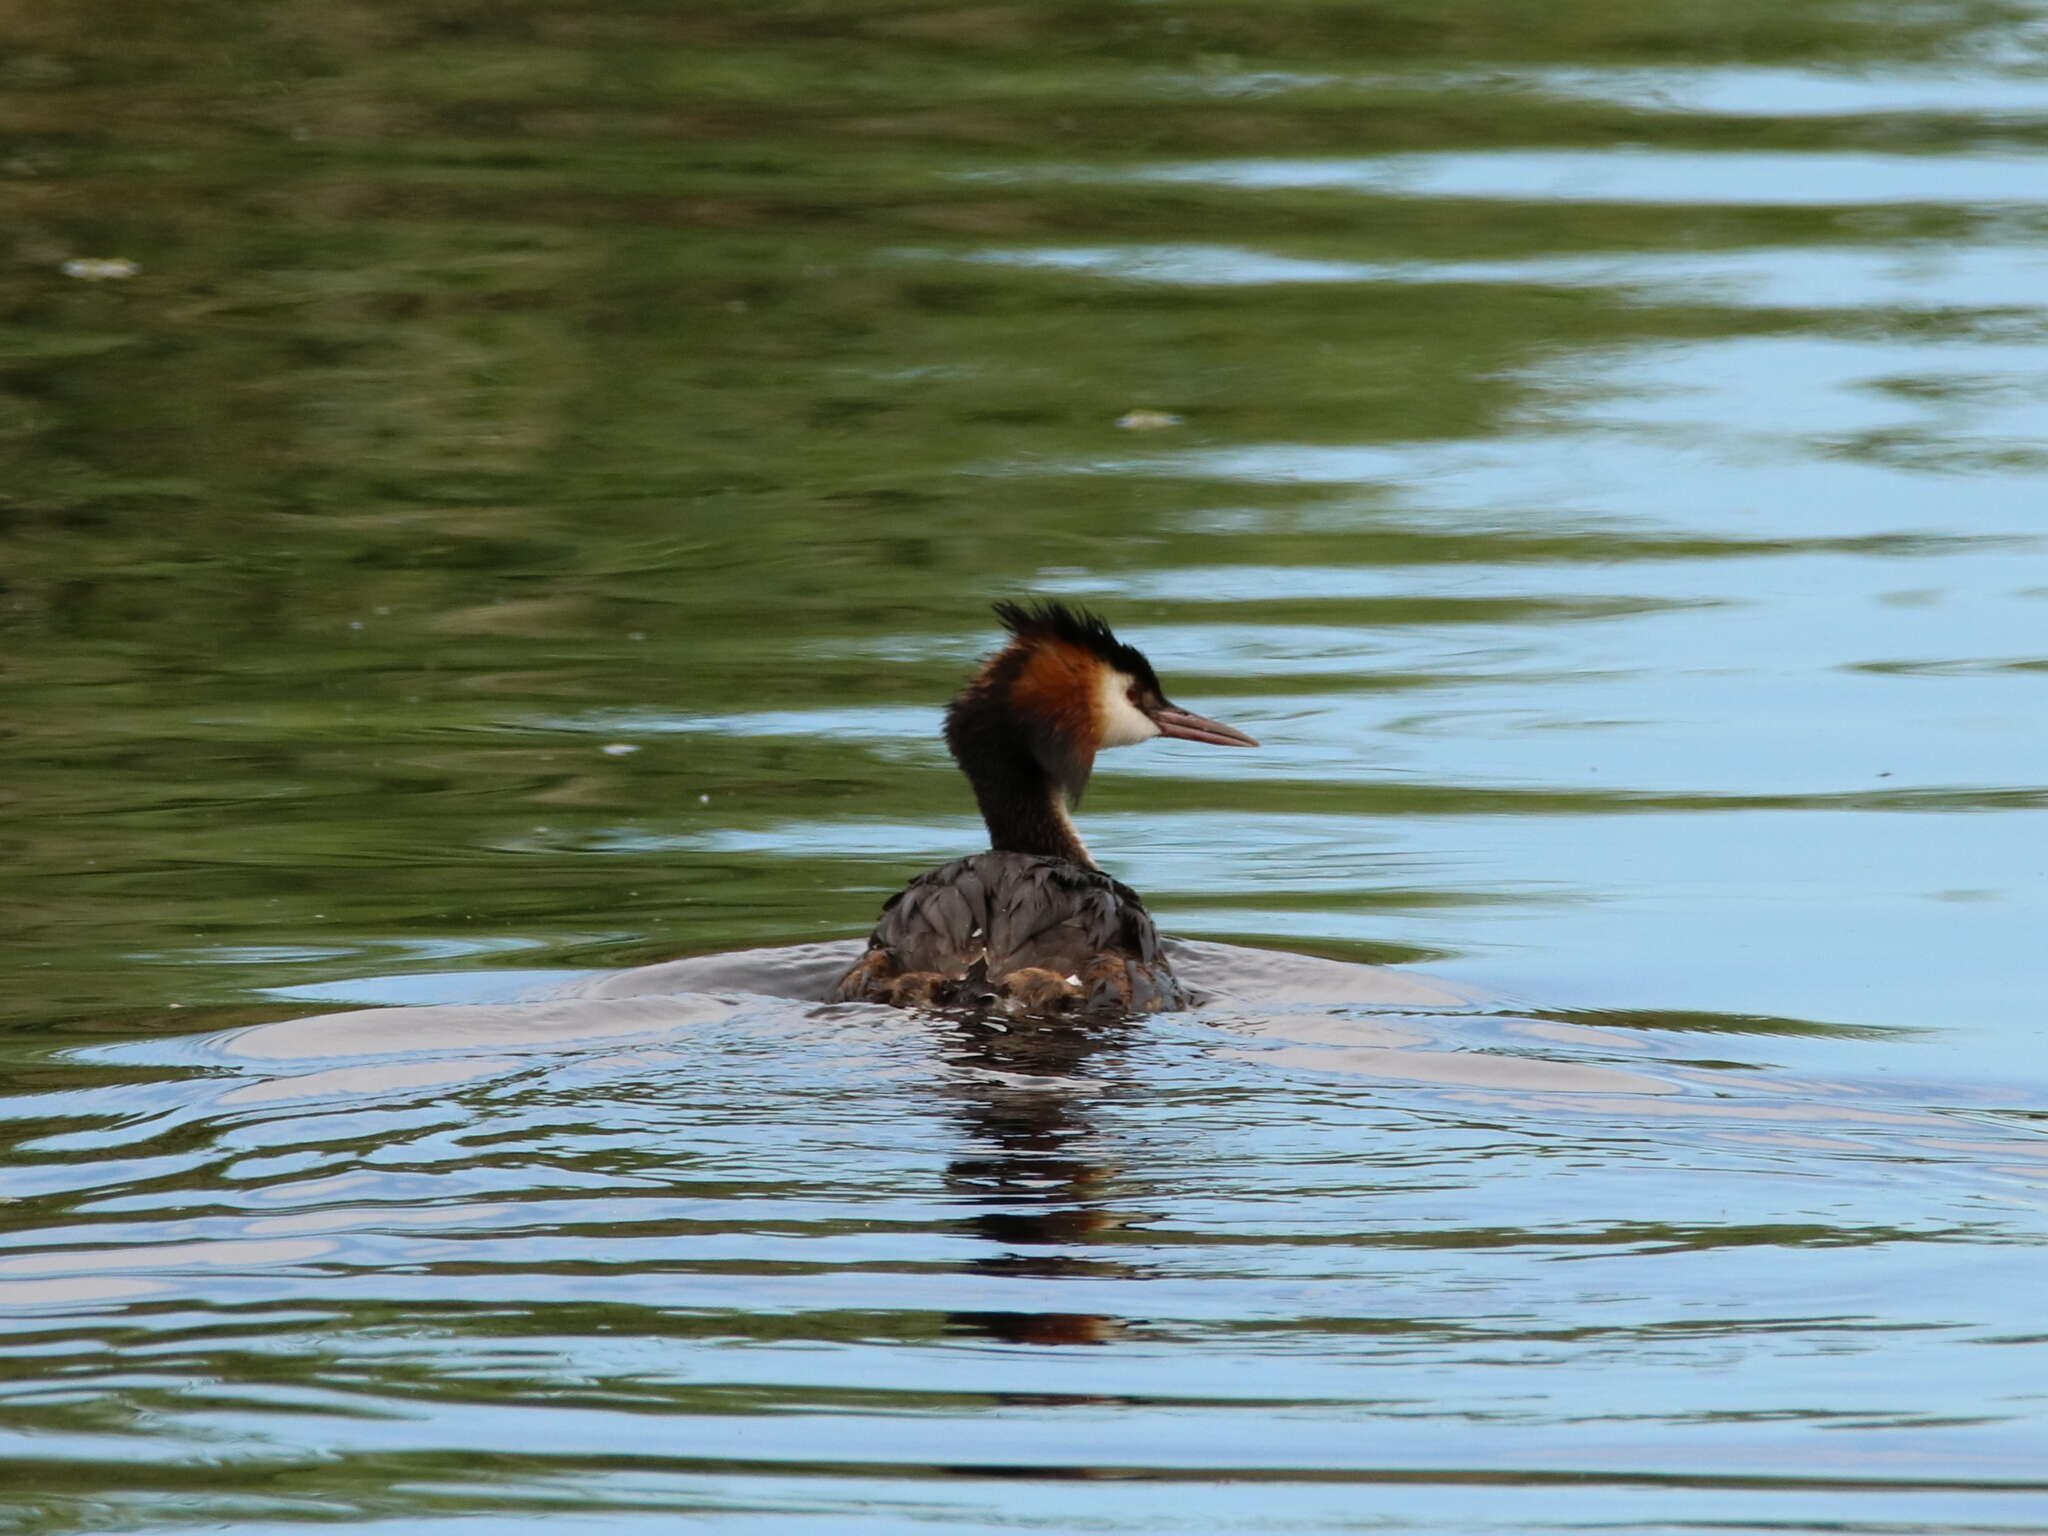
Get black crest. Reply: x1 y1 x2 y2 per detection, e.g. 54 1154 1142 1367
991 600 1160 691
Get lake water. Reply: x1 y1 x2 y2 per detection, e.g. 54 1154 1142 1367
5 2 2048 1531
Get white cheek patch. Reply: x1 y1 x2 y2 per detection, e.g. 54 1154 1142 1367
1096 669 1161 749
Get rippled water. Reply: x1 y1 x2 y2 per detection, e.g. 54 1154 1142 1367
6 1 2048 1530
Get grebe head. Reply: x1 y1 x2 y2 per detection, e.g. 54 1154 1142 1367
948 602 1258 817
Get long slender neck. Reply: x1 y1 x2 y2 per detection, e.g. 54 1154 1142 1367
945 694 1096 869
966 754 1094 868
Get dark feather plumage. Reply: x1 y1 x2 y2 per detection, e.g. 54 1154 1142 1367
827 851 1188 1015
992 600 1162 695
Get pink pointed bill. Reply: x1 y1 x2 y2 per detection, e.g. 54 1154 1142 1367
1153 707 1259 748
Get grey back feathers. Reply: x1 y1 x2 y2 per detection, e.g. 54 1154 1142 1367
828 851 1188 1017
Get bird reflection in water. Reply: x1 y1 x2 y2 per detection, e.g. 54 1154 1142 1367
939 1011 1144 1351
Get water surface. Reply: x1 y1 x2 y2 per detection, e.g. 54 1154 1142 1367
4 1 2048 1530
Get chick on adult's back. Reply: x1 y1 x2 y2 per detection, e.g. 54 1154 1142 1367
829 602 1258 1016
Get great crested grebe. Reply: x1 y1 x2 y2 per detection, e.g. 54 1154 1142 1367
829 602 1258 1016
